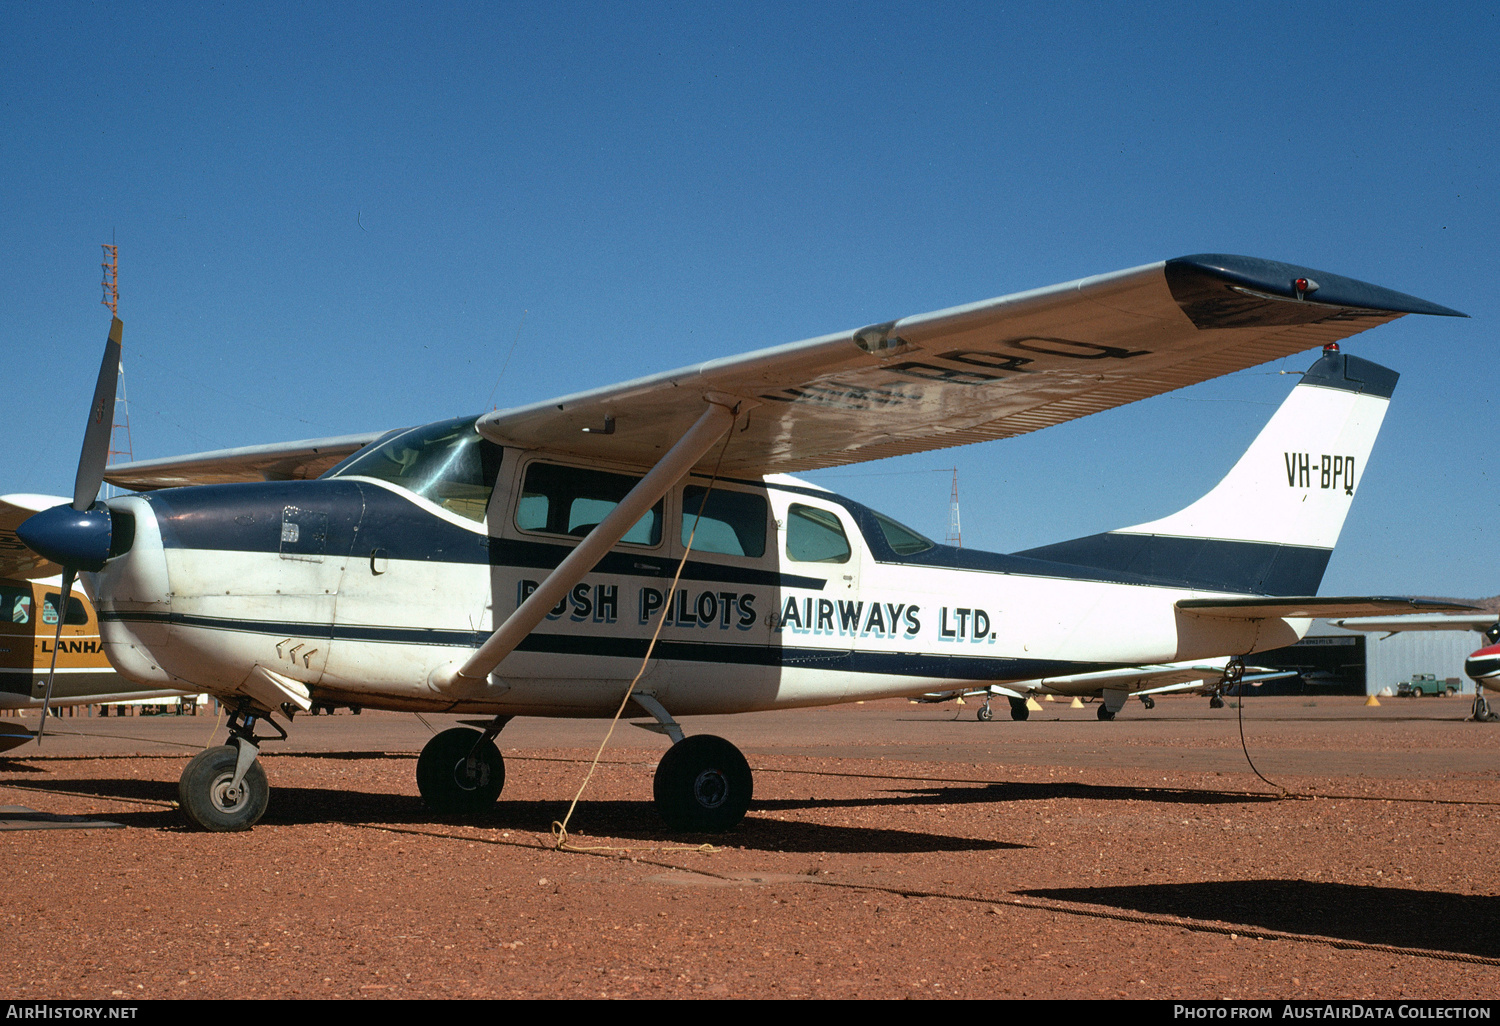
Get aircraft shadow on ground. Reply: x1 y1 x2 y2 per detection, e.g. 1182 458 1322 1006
1019 880 1500 959
756 781 1277 811
1 775 1020 853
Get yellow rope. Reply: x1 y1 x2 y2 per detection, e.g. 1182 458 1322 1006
550 425 735 853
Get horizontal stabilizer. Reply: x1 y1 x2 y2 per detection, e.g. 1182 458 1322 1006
1332 613 1500 635
1178 596 1479 620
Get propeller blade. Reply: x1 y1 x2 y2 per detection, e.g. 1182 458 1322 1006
72 317 122 512
36 567 75 743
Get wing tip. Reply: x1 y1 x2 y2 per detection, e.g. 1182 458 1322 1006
1167 254 1467 323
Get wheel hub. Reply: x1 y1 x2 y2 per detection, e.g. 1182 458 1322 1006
209 772 247 812
692 768 729 809
453 756 491 792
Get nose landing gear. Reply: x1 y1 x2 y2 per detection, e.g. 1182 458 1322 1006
178 702 283 831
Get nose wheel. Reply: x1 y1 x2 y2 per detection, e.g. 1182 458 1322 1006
179 743 269 831
653 734 752 832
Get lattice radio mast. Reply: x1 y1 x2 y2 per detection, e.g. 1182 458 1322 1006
100 243 133 497
944 468 962 548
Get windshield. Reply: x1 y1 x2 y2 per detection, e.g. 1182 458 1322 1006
329 416 503 522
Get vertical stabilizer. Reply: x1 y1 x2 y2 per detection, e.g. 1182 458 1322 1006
1016 350 1396 595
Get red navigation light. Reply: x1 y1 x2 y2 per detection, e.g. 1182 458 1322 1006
1323 342 1340 353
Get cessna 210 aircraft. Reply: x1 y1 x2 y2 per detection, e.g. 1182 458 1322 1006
7 254 1471 832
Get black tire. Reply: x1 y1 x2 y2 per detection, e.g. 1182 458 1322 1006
1141 695 1156 710
654 734 752 832
1097 705 1115 721
1008 697 1030 722
977 705 993 722
179 744 269 832
1446 687 1457 697
417 728 505 814
1209 696 1225 709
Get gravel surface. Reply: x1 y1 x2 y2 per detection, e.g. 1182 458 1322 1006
2 696 1497 1000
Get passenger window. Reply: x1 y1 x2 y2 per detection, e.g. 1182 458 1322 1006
41 594 88 626
4 588 31 625
786 504 851 564
517 462 662 546
682 486 767 558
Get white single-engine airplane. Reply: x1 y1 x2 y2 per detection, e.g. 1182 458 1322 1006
7 254 1472 832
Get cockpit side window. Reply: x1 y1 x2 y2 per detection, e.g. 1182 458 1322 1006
786 503 851 564
682 486 767 558
328 416 503 522
516 462 662 546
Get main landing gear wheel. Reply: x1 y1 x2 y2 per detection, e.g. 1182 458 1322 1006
179 745 269 832
1096 705 1116 721
1140 695 1156 710
417 728 505 815
976 703 994 722
654 734 752 832
1008 697 1030 722
1209 696 1225 709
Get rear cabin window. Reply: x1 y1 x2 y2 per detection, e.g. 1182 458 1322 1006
516 463 662 546
328 416 503 523
786 503 851 564
681 486 767 558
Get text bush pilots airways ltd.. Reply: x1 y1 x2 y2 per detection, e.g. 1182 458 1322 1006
7 254 1471 831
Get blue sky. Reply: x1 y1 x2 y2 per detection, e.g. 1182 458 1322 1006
2 2 1495 596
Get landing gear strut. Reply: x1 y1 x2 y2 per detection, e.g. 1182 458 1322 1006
1472 693 1496 723
178 701 282 832
417 717 508 815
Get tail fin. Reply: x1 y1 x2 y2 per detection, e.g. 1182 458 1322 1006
1016 350 1396 595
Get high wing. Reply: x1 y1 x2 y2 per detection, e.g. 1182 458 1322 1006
94 254 1462 487
0 494 70 579
103 431 385 491
476 254 1464 474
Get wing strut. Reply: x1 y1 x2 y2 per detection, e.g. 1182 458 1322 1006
432 398 738 692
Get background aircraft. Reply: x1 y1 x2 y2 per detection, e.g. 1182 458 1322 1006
0 495 193 752
1333 612 1500 721
8 254 1469 831
925 658 1300 721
